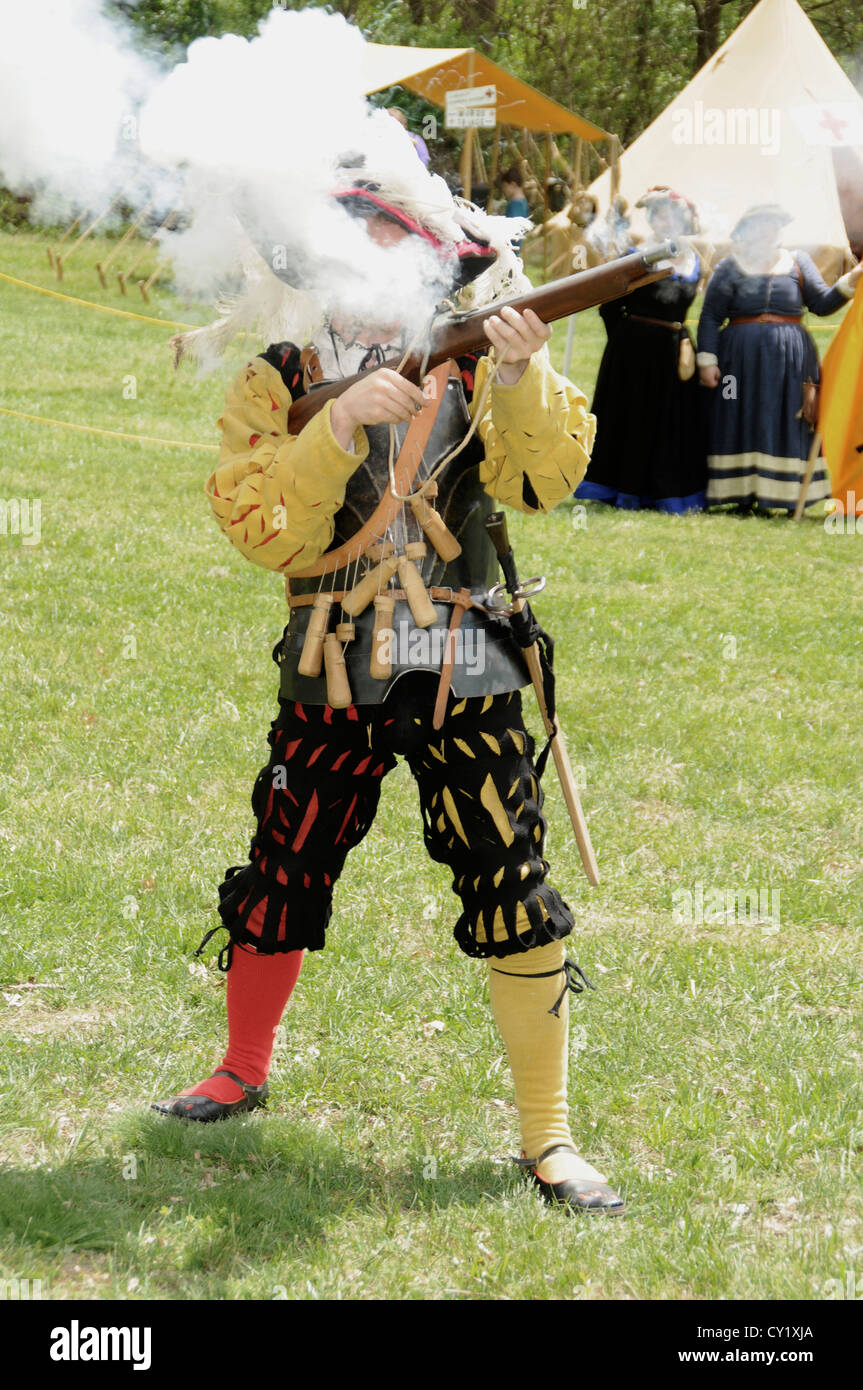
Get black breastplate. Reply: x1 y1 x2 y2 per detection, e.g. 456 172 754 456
278 373 529 704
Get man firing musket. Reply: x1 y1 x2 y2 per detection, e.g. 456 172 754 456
152 115 674 1216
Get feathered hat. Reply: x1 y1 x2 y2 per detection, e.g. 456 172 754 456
171 132 533 369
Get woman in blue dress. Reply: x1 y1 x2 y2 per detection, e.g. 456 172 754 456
575 187 707 512
697 204 861 513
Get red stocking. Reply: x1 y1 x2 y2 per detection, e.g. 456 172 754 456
181 936 303 1104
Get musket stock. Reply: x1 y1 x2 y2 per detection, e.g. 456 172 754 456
287 241 677 434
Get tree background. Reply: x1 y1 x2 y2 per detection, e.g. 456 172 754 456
114 0 863 151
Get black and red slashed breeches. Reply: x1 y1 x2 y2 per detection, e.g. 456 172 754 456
216 674 575 960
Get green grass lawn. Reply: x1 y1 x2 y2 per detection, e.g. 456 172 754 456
0 230 860 1301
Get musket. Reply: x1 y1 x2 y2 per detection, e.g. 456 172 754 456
287 241 677 434
485 510 600 888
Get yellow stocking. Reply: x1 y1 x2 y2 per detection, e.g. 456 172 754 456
488 939 607 1185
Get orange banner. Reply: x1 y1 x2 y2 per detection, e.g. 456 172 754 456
820 289 863 514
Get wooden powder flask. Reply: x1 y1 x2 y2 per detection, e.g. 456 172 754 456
335 620 356 643
409 488 462 562
365 541 396 562
298 593 333 678
324 634 352 709
341 554 399 617
398 542 437 628
370 593 396 680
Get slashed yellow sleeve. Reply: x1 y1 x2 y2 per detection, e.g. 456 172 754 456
470 347 596 513
205 356 368 573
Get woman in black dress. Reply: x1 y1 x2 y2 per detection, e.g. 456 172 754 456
575 187 708 512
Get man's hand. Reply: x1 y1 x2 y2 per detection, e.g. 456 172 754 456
330 368 427 450
699 365 720 388
484 305 552 384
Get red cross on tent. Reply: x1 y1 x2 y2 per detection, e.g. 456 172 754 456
819 108 850 140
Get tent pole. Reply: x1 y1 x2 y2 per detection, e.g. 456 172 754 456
473 128 487 186
460 50 476 202
489 124 501 209
609 135 621 199
460 126 474 202
551 138 572 179
543 133 551 283
793 430 823 520
563 313 576 379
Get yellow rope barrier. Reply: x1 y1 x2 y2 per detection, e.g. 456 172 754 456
0 405 218 451
0 270 200 331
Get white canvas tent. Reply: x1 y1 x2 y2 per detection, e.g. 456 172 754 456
585 0 863 276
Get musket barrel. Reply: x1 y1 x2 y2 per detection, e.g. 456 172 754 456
287 242 677 434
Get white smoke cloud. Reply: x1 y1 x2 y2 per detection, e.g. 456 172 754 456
0 1 469 346
0 0 157 213
137 7 462 336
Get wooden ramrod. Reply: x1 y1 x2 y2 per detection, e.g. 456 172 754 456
287 240 678 433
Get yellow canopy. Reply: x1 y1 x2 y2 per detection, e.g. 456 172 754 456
362 43 610 141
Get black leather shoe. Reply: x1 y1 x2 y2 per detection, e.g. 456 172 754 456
514 1143 626 1216
150 1069 268 1123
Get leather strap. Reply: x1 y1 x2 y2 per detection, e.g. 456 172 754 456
730 313 802 325
299 347 323 389
512 1142 579 1170
213 1068 266 1096
285 585 477 609
288 359 453 580
432 588 472 730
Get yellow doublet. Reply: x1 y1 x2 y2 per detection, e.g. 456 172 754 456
205 347 595 572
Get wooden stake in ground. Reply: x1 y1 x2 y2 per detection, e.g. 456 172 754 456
793 430 824 520
117 235 158 294
138 260 167 303
96 205 151 288
48 209 88 268
116 210 176 294
55 199 121 281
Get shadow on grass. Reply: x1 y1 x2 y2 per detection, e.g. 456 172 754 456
0 1111 518 1269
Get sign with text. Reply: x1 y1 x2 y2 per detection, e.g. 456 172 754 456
445 85 497 129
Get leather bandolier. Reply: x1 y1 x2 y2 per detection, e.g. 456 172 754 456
277 367 530 705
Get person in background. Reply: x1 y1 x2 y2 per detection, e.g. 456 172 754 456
499 166 530 254
570 192 598 231
697 204 862 513
575 186 708 512
500 165 530 220
386 106 430 167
